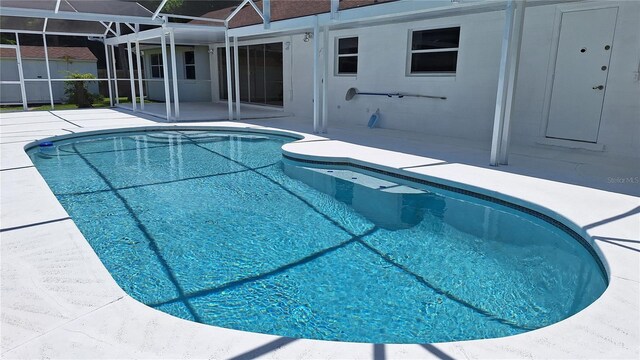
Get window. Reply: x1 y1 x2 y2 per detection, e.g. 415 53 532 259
336 37 358 75
150 53 162 78
184 51 196 80
408 27 460 74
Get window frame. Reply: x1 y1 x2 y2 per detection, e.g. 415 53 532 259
150 53 163 79
335 36 359 76
406 26 461 77
184 50 196 80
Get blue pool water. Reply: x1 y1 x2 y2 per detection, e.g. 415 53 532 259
28 130 607 344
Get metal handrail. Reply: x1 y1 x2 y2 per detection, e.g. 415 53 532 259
345 87 446 101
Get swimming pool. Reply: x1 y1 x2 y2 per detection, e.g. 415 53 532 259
28 129 607 344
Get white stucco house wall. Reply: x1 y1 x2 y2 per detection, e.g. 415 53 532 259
141 45 212 103
0 45 98 105
323 1 640 161
198 0 639 164
119 0 638 166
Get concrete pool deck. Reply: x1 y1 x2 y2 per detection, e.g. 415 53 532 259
1 108 638 359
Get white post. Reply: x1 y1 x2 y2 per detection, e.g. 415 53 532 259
169 29 180 118
312 17 320 133
263 0 271 29
321 25 329 133
225 29 233 121
233 36 241 121
104 40 114 107
330 0 339 20
489 0 515 166
160 29 172 120
208 45 216 103
136 40 145 110
111 45 120 104
499 0 526 165
127 41 137 111
42 34 54 109
14 33 28 110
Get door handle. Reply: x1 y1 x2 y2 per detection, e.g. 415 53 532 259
592 85 604 90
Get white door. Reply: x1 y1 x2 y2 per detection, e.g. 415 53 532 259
545 7 618 143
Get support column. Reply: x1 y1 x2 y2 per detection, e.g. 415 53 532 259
225 29 233 121
233 36 241 121
263 0 271 29
111 45 120 104
103 40 114 107
312 17 320 133
42 34 54 109
490 0 515 166
135 40 145 110
160 30 172 120
14 33 27 110
499 0 526 165
169 29 180 118
330 0 339 20
321 25 329 133
126 41 137 111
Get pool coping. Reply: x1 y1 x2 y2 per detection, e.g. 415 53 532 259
2 121 638 359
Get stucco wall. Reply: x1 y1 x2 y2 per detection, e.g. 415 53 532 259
144 45 212 102
208 1 638 162
327 10 504 143
320 1 638 161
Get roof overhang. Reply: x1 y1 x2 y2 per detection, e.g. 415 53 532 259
225 0 497 38
0 6 164 26
225 0 578 39
103 24 226 46
0 0 229 44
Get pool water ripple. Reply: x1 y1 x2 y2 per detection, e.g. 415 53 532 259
28 130 607 344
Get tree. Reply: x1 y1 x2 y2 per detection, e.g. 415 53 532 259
137 0 184 13
0 33 16 45
64 72 98 108
163 0 184 12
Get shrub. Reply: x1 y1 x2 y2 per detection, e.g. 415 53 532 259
64 72 98 108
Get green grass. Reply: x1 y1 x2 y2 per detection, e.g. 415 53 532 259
0 97 151 113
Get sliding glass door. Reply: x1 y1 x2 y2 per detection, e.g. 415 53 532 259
218 42 283 107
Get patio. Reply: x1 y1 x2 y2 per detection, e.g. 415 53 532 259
116 101 292 122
